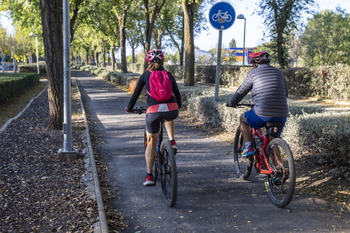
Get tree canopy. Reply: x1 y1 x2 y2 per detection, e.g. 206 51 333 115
256 0 315 68
301 8 350 66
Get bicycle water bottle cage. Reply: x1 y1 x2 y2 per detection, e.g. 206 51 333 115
266 122 284 138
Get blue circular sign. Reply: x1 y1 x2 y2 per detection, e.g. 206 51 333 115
209 2 236 30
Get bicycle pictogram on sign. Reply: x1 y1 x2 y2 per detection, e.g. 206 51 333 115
211 10 232 23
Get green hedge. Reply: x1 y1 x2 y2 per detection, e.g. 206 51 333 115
0 73 40 104
18 61 47 76
126 64 350 101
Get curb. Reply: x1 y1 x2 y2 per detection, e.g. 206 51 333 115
74 79 109 233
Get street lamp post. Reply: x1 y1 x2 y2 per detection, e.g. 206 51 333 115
237 14 246 65
29 32 40 74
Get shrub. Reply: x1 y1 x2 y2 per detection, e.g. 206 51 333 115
0 73 40 104
18 61 47 76
283 111 350 158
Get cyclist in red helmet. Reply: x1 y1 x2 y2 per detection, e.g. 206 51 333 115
227 51 288 157
126 49 182 186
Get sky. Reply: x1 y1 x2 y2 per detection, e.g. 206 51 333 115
196 0 350 51
1 0 350 54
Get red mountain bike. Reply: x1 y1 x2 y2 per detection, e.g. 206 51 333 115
132 106 178 207
233 104 295 208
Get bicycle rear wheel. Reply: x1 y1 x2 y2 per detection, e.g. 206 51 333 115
265 138 295 208
160 140 177 207
233 126 253 179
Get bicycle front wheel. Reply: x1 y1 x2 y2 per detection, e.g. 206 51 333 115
233 126 253 179
160 140 177 207
265 138 295 208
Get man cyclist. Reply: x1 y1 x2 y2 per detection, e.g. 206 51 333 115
126 49 182 186
226 51 288 157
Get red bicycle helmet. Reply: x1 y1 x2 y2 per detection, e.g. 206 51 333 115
146 49 164 63
250 51 271 64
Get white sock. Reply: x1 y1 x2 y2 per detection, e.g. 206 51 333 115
245 142 251 149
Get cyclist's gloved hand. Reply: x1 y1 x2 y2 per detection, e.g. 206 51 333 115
226 101 236 108
125 107 132 113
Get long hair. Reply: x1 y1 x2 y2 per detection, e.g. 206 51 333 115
147 60 164 71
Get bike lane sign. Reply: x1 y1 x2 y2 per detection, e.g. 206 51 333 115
209 2 236 30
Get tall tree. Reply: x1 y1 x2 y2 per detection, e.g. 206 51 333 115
256 0 315 69
112 0 132 73
301 8 350 66
182 0 196 86
138 0 166 71
39 0 64 129
229 38 236 48
182 0 208 85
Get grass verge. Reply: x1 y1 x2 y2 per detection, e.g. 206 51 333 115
0 80 47 127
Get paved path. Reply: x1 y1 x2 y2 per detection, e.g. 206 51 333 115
74 70 350 233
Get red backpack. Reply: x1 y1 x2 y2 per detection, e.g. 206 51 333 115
147 70 173 102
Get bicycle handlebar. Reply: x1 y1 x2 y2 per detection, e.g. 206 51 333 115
236 103 254 108
131 106 147 114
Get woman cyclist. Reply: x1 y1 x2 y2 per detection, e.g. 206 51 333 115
126 49 182 186
226 51 288 157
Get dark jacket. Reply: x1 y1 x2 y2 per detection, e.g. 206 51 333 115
228 64 288 117
127 69 182 110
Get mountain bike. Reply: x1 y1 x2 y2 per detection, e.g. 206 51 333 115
233 104 295 208
132 106 178 207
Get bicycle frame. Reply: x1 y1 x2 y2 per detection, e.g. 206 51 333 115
251 128 274 175
154 122 164 178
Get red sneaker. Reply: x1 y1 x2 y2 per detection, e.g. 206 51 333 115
143 175 154 186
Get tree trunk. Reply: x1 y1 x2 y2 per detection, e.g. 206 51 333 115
85 47 89 65
180 17 185 66
143 25 153 71
277 31 285 69
132 48 135 63
101 38 106 67
94 46 99 67
182 1 195 86
111 45 116 70
119 11 128 73
39 0 63 130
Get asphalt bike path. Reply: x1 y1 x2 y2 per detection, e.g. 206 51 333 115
74 70 350 233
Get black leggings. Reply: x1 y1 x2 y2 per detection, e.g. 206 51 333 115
146 110 179 134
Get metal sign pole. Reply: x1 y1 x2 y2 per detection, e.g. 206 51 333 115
59 0 76 158
209 2 235 102
214 30 223 102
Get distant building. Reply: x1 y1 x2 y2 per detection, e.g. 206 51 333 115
195 48 215 64
226 47 257 64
